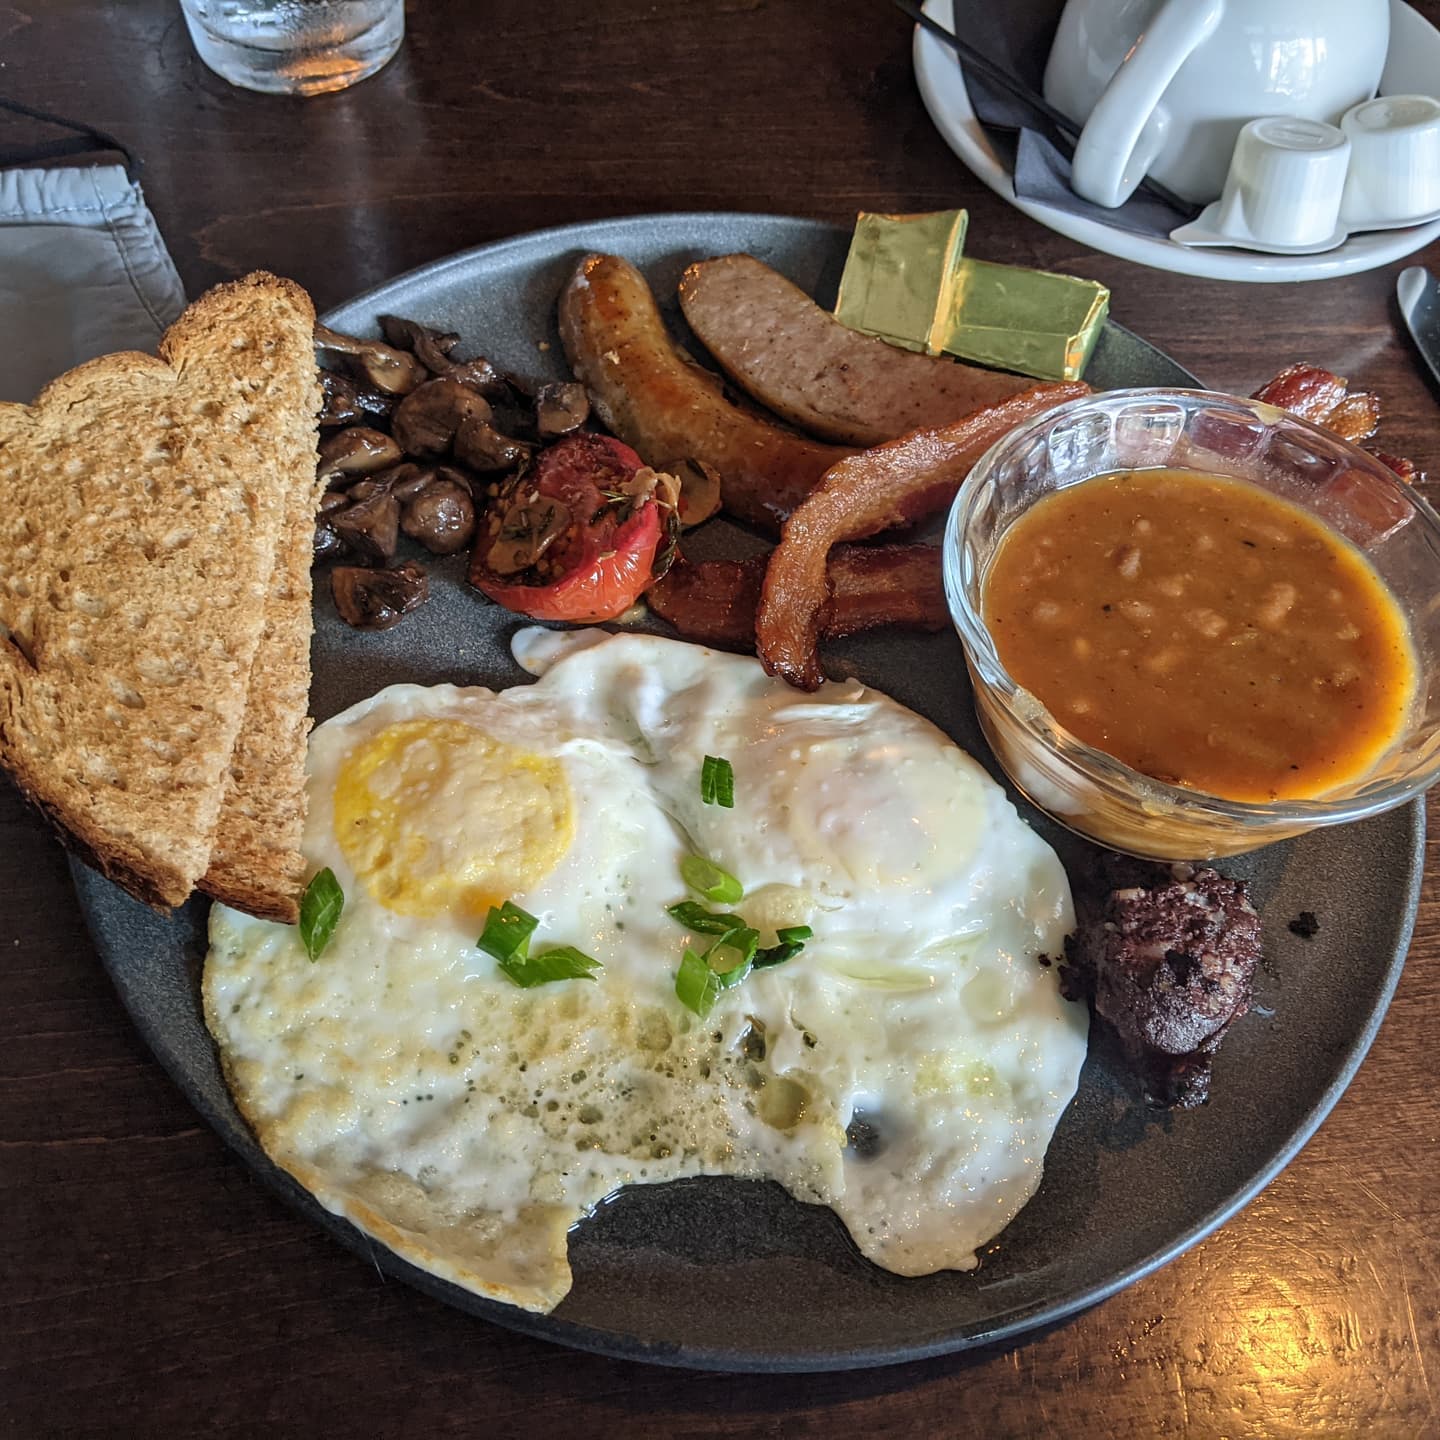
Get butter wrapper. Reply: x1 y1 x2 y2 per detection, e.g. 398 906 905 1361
834 209 968 356
945 258 1109 382
834 210 1109 381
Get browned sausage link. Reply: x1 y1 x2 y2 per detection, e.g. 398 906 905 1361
678 254 1038 447
558 253 854 534
647 544 947 652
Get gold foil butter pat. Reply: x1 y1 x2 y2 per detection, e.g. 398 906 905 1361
834 210 1109 381
834 209 969 355
947 258 1109 382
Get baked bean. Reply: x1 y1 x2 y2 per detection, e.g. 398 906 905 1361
1256 582 1297 629
1114 544 1141 580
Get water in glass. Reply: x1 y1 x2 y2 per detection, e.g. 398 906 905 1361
180 0 405 96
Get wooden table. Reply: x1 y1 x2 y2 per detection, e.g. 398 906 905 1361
4 3 1438 1433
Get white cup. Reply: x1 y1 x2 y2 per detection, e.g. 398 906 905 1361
1213 118 1351 247
1339 95 1440 227
1044 0 1391 209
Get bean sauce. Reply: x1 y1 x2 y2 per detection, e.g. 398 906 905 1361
982 468 1416 802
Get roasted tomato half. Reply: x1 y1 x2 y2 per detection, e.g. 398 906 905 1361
468 433 679 623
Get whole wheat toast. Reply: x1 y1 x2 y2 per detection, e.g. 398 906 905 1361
0 272 320 911
200 455 321 924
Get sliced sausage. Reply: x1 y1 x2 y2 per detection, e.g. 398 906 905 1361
679 254 1043 447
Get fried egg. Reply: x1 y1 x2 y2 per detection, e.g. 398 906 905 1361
204 630 1087 1313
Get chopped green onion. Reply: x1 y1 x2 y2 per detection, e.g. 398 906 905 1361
670 876 812 1010
754 925 814 971
667 900 746 935
478 902 601 988
708 926 759 988
681 854 743 905
676 946 723 1018
299 867 344 962
714 958 753 989
700 754 735 808
498 945 602 989
670 903 756 994
753 940 804 969
476 901 539 963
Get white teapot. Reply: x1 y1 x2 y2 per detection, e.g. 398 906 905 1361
1043 0 1391 208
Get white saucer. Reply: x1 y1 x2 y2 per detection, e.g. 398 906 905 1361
913 0 1440 282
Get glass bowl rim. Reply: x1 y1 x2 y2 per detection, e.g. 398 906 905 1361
943 385 1440 825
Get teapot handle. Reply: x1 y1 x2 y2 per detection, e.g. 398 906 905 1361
1069 0 1227 208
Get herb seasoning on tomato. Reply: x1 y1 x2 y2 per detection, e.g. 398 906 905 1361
468 434 679 623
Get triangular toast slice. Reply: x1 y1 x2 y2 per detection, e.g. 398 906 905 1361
200 454 322 924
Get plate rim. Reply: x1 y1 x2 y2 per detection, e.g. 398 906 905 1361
913 0 1440 283
77 212 1429 1372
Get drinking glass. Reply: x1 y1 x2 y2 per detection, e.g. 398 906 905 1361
180 0 405 96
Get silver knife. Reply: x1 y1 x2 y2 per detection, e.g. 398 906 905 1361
1397 266 1440 392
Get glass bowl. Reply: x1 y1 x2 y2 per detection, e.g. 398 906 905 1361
943 388 1440 859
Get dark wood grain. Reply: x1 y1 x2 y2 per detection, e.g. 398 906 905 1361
3 2 1439 1434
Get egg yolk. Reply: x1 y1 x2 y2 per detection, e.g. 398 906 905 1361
333 719 573 919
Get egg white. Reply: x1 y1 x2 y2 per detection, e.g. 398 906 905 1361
204 630 1087 1311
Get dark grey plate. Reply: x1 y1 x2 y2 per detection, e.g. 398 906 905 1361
74 214 1424 1373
